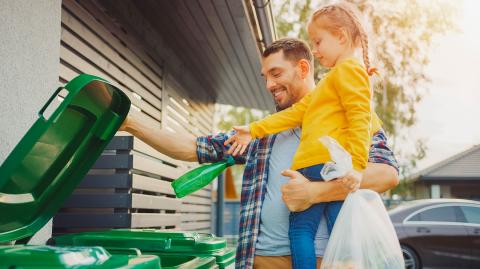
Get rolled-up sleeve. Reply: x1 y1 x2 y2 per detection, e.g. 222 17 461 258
368 129 399 173
196 131 248 165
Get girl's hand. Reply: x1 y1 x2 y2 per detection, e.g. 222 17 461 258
224 125 252 156
338 169 362 192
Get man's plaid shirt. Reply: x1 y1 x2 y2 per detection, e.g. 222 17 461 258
196 129 398 269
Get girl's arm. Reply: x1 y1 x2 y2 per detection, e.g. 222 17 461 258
249 92 313 138
225 92 313 155
334 60 372 171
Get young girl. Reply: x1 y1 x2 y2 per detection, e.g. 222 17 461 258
225 3 381 269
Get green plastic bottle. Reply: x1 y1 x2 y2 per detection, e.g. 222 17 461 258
171 156 235 198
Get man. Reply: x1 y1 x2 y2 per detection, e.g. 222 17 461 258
120 38 399 269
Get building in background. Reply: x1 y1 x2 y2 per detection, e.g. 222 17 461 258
410 145 480 200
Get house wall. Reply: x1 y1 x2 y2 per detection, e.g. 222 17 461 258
450 182 480 200
0 0 62 244
414 181 480 200
0 0 61 162
413 182 430 199
55 0 216 233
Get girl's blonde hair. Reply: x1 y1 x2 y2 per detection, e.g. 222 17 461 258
309 2 377 76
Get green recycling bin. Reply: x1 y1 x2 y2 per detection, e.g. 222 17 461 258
50 229 235 269
0 74 160 268
0 245 160 269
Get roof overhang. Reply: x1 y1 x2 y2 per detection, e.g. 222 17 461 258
99 0 277 111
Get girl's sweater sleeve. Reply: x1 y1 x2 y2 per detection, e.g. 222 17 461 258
249 92 312 139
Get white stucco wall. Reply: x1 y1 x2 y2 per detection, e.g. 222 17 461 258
0 0 62 244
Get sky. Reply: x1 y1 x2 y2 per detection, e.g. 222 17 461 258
408 0 480 172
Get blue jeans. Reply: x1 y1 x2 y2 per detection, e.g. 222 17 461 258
289 163 344 269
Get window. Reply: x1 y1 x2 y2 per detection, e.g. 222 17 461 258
460 206 480 224
408 206 458 222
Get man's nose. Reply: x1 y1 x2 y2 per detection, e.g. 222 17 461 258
266 79 277 91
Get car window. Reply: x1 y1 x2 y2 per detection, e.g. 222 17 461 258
408 206 458 222
459 206 480 224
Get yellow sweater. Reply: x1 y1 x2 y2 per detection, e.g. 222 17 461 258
250 58 381 171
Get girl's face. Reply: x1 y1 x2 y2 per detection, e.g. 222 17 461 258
308 20 346 68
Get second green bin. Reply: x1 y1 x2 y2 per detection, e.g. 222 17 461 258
50 229 235 268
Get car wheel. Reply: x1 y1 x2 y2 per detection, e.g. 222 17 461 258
402 245 420 269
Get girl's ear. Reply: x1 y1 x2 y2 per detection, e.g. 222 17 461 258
297 59 311 79
338 28 349 45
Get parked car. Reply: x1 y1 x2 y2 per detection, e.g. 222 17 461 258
389 199 480 269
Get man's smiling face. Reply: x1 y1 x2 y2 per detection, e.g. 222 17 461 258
261 51 306 110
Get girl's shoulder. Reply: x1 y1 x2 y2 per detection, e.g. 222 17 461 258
330 58 368 78
334 57 364 70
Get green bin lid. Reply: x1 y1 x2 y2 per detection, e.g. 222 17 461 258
52 229 227 253
106 248 218 269
0 245 161 269
159 256 217 269
0 74 130 243
52 229 235 267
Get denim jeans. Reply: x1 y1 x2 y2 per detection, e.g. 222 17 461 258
288 163 343 269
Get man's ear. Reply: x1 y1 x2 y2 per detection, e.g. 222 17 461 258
297 59 311 79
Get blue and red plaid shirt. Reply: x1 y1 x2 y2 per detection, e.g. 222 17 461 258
196 129 398 269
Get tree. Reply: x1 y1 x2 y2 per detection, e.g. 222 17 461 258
216 106 268 131
272 0 459 177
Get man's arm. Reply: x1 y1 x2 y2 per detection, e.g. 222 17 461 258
120 116 198 162
120 115 249 164
281 163 399 212
310 162 399 202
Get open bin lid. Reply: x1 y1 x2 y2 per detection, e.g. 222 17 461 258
0 74 130 243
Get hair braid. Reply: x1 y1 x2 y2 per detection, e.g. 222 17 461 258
336 4 377 76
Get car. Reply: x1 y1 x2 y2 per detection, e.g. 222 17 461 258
389 199 480 269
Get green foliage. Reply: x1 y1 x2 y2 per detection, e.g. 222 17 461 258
217 106 269 131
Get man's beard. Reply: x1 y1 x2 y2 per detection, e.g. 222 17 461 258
272 86 290 112
275 103 285 112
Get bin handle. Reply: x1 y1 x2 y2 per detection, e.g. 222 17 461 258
0 192 34 204
38 87 65 118
105 247 142 256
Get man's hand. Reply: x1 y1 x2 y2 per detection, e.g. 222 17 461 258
224 125 252 156
119 115 131 132
280 169 316 212
338 169 362 192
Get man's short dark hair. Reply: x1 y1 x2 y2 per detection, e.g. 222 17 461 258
262 38 313 66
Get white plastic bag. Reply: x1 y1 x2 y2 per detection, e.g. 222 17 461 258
320 189 404 269
319 136 352 181
318 135 404 269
